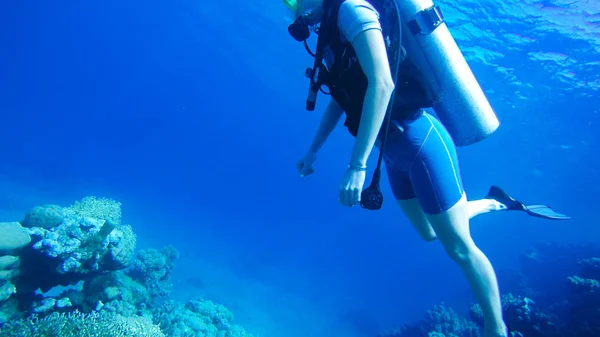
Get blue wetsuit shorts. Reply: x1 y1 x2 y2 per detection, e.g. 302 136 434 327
382 110 465 215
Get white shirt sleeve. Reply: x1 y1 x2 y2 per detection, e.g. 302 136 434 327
338 0 382 43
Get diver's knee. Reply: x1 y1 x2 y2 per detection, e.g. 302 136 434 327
444 241 477 264
420 233 438 242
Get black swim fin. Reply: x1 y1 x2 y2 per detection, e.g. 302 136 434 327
522 204 572 220
484 186 572 221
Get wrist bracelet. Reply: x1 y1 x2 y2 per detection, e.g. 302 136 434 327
348 163 367 171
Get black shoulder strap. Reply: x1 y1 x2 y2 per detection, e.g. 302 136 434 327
314 0 345 61
305 0 345 110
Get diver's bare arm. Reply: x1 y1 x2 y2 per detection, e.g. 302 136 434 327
308 98 344 153
349 29 394 168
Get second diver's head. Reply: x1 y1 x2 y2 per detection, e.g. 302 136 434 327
283 0 324 42
283 0 324 25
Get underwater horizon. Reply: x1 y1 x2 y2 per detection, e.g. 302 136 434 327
0 0 599 336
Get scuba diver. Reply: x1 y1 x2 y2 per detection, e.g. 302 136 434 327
282 0 571 336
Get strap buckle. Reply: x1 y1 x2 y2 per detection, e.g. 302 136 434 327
407 6 445 35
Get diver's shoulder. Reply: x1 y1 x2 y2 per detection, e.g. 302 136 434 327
339 0 380 16
340 0 379 15
337 0 382 41
342 0 374 6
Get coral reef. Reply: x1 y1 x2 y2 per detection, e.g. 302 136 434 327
0 310 165 336
0 222 31 324
378 304 480 337
21 205 64 230
129 246 179 299
12 198 136 309
153 299 253 337
0 197 254 337
469 293 560 336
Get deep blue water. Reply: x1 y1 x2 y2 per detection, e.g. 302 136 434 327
0 0 598 336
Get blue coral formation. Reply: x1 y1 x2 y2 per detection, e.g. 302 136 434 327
378 303 481 337
0 311 166 336
129 246 179 299
379 242 600 337
153 299 253 337
0 197 254 337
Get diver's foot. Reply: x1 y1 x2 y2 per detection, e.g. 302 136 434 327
484 186 524 211
484 323 509 337
487 199 507 212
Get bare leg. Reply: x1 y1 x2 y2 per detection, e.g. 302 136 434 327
426 194 506 336
397 196 507 337
397 198 437 241
396 198 506 241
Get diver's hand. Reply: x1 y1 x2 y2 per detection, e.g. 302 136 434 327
339 166 366 207
296 151 317 177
